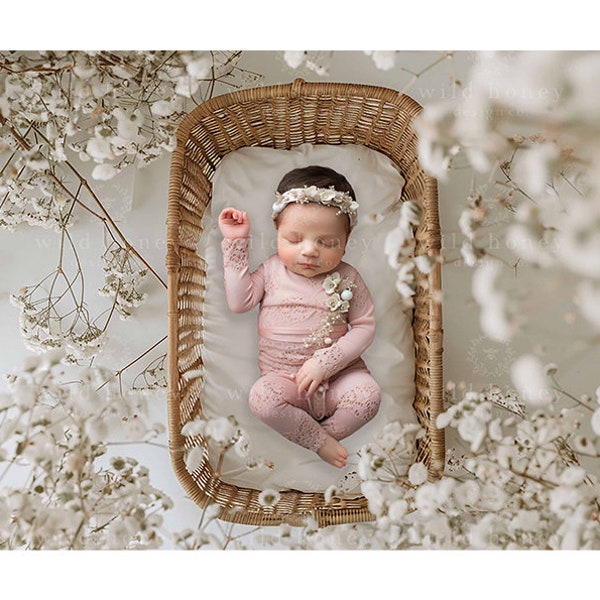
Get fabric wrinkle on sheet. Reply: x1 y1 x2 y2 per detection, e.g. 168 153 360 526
222 236 381 454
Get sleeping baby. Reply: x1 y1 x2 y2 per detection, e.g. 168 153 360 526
218 165 381 468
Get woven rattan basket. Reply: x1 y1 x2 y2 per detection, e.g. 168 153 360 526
166 78 444 527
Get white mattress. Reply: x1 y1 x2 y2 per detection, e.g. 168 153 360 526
195 143 416 494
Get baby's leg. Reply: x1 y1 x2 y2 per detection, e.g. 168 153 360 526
321 370 381 441
248 374 348 467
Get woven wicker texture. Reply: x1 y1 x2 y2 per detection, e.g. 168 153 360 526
166 79 444 527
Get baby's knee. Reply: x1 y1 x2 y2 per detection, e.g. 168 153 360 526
248 379 269 420
337 374 382 422
364 378 382 421
248 375 294 420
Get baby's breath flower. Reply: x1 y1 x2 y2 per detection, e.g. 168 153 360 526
361 480 385 516
233 435 251 458
204 416 237 444
435 409 454 430
92 163 118 181
258 489 281 508
394 262 416 299
478 482 508 512
387 499 409 523
408 462 428 486
592 408 600 436
413 483 441 516
283 51 306 69
570 434 593 454
364 51 397 71
549 486 582 518
151 99 175 117
461 240 485 267
384 211 416 269
324 485 337 504
113 107 144 141
202 503 222 522
123 415 149 441
413 254 436 274
511 354 556 407
22 145 50 171
453 480 481 509
559 466 587 487
86 134 114 161
186 56 212 79
469 513 507 550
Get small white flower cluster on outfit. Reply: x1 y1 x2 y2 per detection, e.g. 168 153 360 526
272 185 359 229
303 271 354 348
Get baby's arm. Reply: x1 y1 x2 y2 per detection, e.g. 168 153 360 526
219 208 264 313
311 271 376 379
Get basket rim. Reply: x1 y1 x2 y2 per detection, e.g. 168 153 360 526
173 77 426 149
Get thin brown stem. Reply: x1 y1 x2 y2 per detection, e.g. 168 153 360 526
95 335 167 392
400 52 455 94
0 113 166 289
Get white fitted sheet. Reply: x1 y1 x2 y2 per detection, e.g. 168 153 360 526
196 143 416 494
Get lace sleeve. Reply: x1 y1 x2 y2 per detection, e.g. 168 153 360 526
221 237 265 313
313 344 346 380
312 268 376 378
222 237 249 271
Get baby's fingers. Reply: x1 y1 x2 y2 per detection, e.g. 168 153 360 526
296 371 309 395
298 376 319 398
232 209 247 223
220 208 240 219
306 380 320 397
296 377 307 395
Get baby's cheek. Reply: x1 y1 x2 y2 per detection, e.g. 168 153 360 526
277 245 295 266
323 249 344 268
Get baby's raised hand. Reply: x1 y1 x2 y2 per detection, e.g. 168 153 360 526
218 208 251 239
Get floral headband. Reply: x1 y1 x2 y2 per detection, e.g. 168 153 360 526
272 185 359 230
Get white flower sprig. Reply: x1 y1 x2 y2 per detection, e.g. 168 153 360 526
0 356 170 550
383 200 437 306
412 51 600 339
181 412 274 476
1 50 253 367
303 272 355 348
98 243 148 320
258 489 281 508
282 51 332 76
301 376 600 551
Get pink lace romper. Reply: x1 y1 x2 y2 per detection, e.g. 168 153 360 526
222 237 381 454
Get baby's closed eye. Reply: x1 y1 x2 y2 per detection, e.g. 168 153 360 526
318 239 342 248
285 236 301 244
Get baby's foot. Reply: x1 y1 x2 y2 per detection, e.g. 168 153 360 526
317 435 349 468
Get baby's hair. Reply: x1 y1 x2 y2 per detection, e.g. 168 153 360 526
275 165 356 234
277 165 356 200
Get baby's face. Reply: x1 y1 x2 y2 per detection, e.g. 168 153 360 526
276 203 348 278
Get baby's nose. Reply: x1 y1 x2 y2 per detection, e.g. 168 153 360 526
301 241 318 255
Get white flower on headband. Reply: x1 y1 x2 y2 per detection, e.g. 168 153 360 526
272 185 359 229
